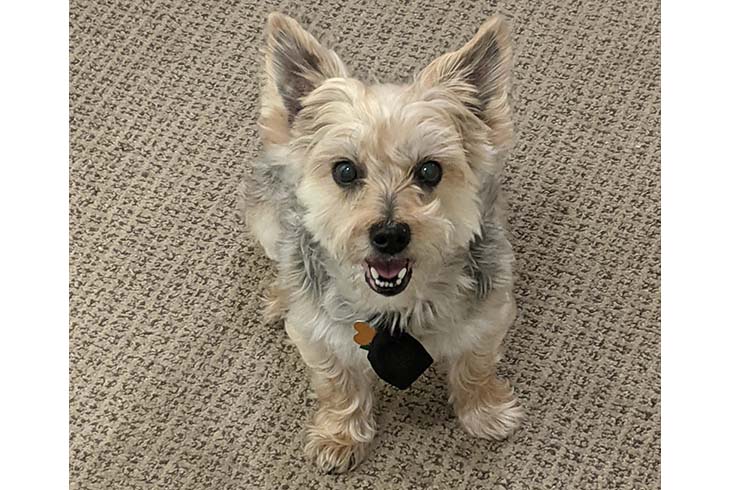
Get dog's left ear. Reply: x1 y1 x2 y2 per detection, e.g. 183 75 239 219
417 15 513 149
260 13 348 145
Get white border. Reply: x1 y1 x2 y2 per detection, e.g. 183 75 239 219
0 3 69 489
662 1 735 488
1 0 734 488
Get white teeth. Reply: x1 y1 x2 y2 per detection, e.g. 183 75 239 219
370 270 409 289
375 279 397 289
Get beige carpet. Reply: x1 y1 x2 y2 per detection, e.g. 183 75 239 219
69 0 660 488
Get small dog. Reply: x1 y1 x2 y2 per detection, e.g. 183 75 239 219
239 12 522 472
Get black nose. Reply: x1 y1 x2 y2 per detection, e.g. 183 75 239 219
370 222 411 255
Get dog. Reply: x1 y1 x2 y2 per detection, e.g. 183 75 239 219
239 12 522 473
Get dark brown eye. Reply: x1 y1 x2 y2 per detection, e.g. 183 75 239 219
332 160 358 186
415 160 442 187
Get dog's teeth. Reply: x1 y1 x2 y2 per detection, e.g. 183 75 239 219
396 278 402 286
398 268 407 279
370 267 379 280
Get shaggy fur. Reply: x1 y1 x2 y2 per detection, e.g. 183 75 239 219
238 12 522 473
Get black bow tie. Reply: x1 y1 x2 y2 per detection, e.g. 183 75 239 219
354 316 433 390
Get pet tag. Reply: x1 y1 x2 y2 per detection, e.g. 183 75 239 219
353 321 376 350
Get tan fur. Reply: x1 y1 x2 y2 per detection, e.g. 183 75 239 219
242 12 521 472
447 290 523 439
262 285 288 324
416 15 514 150
286 320 376 473
294 79 484 278
260 13 348 147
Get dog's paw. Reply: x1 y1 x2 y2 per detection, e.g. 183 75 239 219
457 396 524 441
304 429 370 474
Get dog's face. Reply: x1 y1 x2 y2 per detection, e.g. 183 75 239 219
260 13 512 298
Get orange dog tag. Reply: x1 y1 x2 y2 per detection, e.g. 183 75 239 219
353 321 376 347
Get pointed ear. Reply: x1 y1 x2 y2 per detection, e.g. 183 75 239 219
417 16 513 148
260 13 348 144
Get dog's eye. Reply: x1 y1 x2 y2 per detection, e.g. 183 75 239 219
332 160 359 186
415 160 442 187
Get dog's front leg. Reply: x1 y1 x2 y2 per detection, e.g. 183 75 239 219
447 289 524 440
286 321 376 473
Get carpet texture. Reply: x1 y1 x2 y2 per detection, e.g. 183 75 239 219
69 0 661 488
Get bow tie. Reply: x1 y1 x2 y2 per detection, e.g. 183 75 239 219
353 320 433 390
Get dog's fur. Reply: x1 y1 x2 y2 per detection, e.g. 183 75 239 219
238 12 522 473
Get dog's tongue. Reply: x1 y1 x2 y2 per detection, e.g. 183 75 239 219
371 259 407 279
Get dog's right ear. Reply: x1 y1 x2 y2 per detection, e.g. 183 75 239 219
260 13 348 145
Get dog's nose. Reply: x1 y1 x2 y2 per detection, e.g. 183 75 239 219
370 222 411 255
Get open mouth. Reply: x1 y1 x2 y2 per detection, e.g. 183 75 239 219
364 258 412 296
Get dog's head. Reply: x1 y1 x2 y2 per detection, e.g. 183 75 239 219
260 13 512 298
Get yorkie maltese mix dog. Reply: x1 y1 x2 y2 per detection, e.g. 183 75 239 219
239 12 522 472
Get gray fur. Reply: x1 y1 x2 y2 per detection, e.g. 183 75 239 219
238 152 290 217
280 202 332 302
463 179 514 299
240 152 332 302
